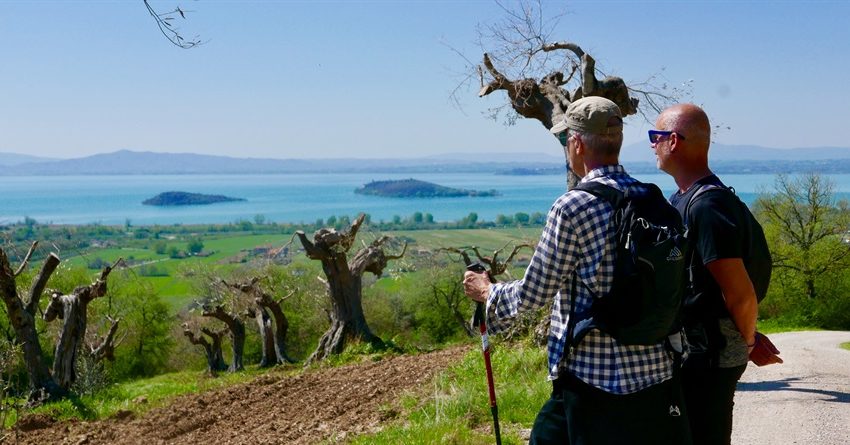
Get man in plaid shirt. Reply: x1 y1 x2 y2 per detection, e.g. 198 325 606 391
464 97 691 444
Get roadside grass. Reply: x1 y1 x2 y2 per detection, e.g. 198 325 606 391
840 342 850 352
349 342 549 445
7 365 282 427
757 318 821 334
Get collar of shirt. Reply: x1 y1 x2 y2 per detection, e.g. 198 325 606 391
579 164 626 183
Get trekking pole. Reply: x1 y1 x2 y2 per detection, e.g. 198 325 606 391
466 262 502 445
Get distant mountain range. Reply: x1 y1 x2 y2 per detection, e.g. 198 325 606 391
1 145 849 176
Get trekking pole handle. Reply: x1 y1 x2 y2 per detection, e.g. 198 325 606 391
466 262 493 328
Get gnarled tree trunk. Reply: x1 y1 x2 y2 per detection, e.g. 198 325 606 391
247 306 277 368
295 214 407 363
183 325 228 373
223 278 296 366
200 327 228 371
256 292 296 364
43 262 116 389
202 305 245 372
0 244 65 400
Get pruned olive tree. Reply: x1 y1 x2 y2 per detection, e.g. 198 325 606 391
43 259 120 390
0 243 65 399
182 323 228 374
453 0 683 188
222 277 296 367
440 242 542 342
201 303 245 372
294 213 407 362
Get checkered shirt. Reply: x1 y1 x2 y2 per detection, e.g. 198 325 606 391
487 165 674 394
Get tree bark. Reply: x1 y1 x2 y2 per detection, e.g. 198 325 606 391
200 327 228 371
202 305 245 372
248 306 278 368
255 292 296 364
295 214 407 363
89 316 121 363
223 279 297 366
183 325 228 373
43 263 115 389
0 246 65 400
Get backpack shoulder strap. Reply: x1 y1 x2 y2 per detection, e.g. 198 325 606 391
683 183 735 225
572 181 625 208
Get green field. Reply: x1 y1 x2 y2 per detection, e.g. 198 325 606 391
57 227 540 311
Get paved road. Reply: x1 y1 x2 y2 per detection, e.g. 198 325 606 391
732 331 850 445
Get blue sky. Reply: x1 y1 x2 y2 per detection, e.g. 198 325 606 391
1 0 849 159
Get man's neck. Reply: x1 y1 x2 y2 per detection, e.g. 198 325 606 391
675 167 714 193
585 157 619 173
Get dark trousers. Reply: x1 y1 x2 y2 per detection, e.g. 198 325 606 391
681 364 747 445
529 374 692 445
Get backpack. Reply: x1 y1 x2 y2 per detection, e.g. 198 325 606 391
683 184 772 304
680 184 772 366
568 181 689 346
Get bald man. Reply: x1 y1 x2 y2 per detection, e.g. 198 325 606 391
652 104 771 445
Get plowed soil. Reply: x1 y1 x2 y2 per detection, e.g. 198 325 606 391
13 346 469 445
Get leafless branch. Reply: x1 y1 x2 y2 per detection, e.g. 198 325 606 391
143 0 203 49
13 241 38 277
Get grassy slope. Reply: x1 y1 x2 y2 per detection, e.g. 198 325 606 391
349 343 548 445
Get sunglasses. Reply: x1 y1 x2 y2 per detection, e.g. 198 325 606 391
648 130 686 144
557 130 571 146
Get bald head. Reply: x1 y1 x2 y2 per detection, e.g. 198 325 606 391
658 103 711 152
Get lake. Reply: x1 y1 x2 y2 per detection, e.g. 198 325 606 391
2 173 849 226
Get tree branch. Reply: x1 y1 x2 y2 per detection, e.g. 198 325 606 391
13 241 38 277
26 253 60 315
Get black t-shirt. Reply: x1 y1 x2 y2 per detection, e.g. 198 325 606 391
670 175 771 367
671 175 743 315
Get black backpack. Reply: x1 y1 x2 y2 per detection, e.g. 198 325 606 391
683 184 772 305
679 184 773 367
569 181 688 346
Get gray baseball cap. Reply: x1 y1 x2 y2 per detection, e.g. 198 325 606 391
550 96 624 135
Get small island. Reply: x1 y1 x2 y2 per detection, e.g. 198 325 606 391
354 179 499 198
143 191 246 206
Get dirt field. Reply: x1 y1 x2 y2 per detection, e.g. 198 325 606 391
11 331 850 445
12 346 469 445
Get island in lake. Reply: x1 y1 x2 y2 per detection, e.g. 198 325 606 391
355 179 500 198
143 191 246 206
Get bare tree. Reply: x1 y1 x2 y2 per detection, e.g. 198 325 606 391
201 304 245 372
452 1 683 187
294 214 407 362
223 277 297 366
0 243 65 399
182 323 228 374
441 242 546 342
440 242 532 280
43 260 120 389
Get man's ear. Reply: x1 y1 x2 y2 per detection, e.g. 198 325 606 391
573 137 585 156
669 133 682 152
